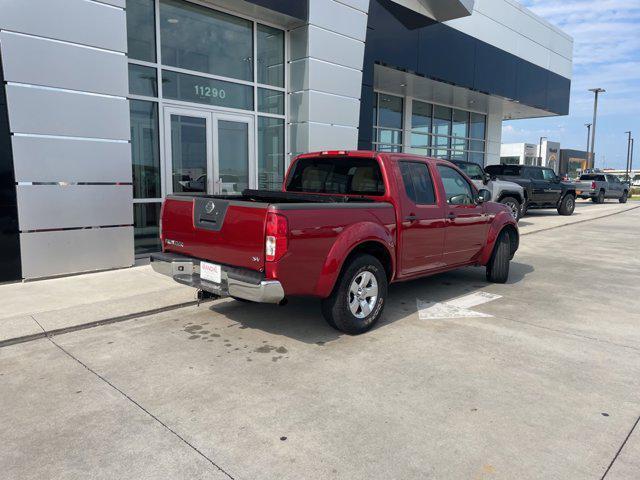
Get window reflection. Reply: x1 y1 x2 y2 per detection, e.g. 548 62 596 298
258 117 285 190
170 115 208 194
257 24 284 87
130 100 160 199
160 0 253 81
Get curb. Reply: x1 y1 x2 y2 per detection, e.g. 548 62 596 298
0 300 205 348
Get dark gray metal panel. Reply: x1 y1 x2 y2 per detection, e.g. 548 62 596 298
0 0 127 52
20 226 134 279
0 31 127 97
12 135 132 183
6 85 130 140
16 185 133 230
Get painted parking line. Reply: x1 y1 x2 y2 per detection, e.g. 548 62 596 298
417 292 502 320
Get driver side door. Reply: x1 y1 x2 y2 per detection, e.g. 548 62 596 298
437 164 489 266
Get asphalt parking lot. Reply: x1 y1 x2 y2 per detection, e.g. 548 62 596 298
2 205 639 480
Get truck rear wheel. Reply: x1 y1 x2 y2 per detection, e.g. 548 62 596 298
321 254 387 335
594 190 605 204
557 194 575 216
486 232 510 284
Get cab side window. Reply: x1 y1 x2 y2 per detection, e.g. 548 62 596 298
399 161 436 205
437 165 475 205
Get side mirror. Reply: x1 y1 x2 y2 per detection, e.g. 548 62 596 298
554 175 561 183
477 189 491 204
482 172 491 185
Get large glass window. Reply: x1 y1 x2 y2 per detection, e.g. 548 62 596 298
134 203 162 254
128 64 158 97
160 0 253 81
437 165 475 205
127 0 156 62
130 100 160 199
257 24 284 87
372 94 487 164
373 93 403 152
258 117 285 190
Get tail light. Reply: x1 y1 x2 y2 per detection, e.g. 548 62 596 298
591 181 596 190
265 212 288 262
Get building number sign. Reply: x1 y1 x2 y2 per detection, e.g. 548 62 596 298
194 85 227 99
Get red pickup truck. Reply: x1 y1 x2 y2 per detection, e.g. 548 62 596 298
152 151 518 334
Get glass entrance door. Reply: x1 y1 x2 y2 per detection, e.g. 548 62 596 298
164 107 212 195
212 113 254 195
163 107 255 195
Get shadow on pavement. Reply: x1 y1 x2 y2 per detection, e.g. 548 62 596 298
205 261 534 344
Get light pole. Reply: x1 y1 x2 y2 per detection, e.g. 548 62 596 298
588 88 605 168
585 123 592 154
538 136 547 166
625 131 632 182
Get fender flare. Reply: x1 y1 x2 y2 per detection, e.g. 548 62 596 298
313 221 395 298
497 190 524 204
478 213 518 266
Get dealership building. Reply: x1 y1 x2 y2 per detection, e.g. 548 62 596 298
0 0 573 281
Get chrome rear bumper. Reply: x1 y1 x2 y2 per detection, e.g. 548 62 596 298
150 252 284 304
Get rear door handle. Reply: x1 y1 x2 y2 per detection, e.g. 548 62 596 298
405 214 418 221
447 212 457 220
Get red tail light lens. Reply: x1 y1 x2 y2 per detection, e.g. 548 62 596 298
265 212 288 262
591 181 596 189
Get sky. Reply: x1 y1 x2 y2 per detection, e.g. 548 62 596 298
502 0 640 169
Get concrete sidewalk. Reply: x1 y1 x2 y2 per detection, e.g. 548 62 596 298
1 200 637 346
0 265 197 345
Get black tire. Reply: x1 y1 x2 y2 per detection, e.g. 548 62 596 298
500 196 522 221
321 254 387 335
521 200 529 217
557 194 575 216
486 232 510 283
596 190 605 204
619 191 628 203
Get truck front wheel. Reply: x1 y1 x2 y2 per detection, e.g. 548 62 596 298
486 232 511 283
321 254 388 335
557 194 575 216
500 196 522 221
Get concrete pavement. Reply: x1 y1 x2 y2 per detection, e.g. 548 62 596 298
1 204 639 479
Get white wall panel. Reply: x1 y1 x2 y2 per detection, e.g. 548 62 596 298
6 85 130 140
0 0 127 52
17 185 133 231
291 26 365 70
12 136 131 183
93 0 126 7
335 0 369 13
291 122 359 152
290 58 363 98
308 0 368 42
0 32 127 97
291 91 361 127
20 227 134 279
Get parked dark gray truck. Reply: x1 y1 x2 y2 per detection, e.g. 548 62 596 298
573 173 629 203
485 164 577 216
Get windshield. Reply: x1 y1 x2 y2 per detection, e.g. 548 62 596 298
286 157 385 196
453 162 484 180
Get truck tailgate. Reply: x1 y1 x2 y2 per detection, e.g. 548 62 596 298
161 196 267 271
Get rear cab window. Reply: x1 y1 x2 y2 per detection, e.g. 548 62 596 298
286 157 385 196
579 174 605 181
486 165 521 177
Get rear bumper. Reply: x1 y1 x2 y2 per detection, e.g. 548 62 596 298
150 252 284 304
